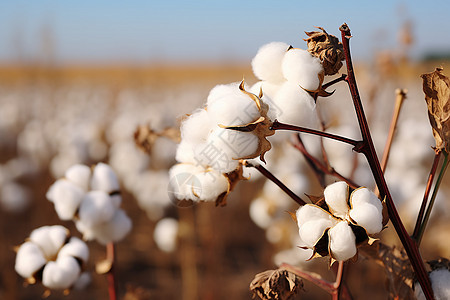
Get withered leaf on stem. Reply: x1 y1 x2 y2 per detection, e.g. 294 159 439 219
421 68 450 152
250 269 303 300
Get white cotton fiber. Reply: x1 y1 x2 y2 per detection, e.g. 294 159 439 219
299 218 333 248
207 127 259 161
350 188 383 213
206 82 248 106
79 191 116 227
349 203 383 234
15 242 47 278
29 225 69 259
252 42 290 83
154 218 179 253
58 237 89 264
296 204 332 226
91 163 120 193
282 48 323 91
175 140 197 164
90 209 132 245
272 82 316 127
324 181 349 218
180 109 214 144
249 197 273 229
46 179 85 220
65 164 91 191
168 163 203 201
42 256 81 289
415 268 450 300
328 221 357 261
194 168 229 201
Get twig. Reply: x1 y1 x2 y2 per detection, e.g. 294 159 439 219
416 151 449 245
339 23 433 300
106 243 117 300
322 74 347 90
412 150 442 240
245 161 306 206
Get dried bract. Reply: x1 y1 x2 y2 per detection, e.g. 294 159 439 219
250 269 302 300
421 68 450 152
304 27 344 76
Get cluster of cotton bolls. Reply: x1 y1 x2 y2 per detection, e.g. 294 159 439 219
46 163 132 245
15 225 90 291
169 81 274 203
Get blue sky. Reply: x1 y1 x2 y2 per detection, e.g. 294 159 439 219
0 0 449 64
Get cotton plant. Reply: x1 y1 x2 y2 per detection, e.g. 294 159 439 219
15 225 90 293
46 162 132 245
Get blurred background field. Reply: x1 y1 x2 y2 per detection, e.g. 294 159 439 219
1 1 450 300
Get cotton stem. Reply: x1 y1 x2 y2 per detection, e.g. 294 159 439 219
106 242 117 300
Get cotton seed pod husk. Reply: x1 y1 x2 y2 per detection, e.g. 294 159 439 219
250 268 303 300
304 27 344 76
421 68 450 152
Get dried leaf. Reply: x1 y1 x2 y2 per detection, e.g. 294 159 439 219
134 124 181 154
427 257 450 271
421 68 450 152
250 269 303 300
304 27 344 76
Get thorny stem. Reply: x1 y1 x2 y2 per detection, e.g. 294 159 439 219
245 161 306 206
412 150 442 240
340 23 433 300
271 120 360 147
106 243 117 300
291 134 359 189
416 151 449 245
380 89 407 172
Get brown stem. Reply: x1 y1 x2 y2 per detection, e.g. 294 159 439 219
412 150 441 240
245 161 306 206
271 120 360 146
294 133 326 187
280 263 335 294
340 23 433 300
106 243 117 300
291 134 359 189
380 89 408 172
322 74 347 90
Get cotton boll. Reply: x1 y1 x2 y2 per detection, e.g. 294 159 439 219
252 42 290 83
249 197 273 229
282 48 323 91
328 221 357 261
207 127 259 162
273 82 316 127
180 109 214 144
65 164 91 191
154 218 179 253
15 242 47 279
324 181 349 218
91 163 120 193
0 181 31 213
206 82 248 106
109 140 151 179
42 256 81 289
46 179 85 221
250 81 281 120
299 218 333 248
58 237 89 264
90 209 132 245
350 188 383 215
349 203 383 234
175 140 197 164
168 163 203 201
194 168 229 202
415 268 450 300
207 89 261 126
296 204 333 226
79 191 116 227
29 226 69 260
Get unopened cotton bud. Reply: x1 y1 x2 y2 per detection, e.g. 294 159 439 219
65 164 91 191
58 237 89 264
78 191 116 227
91 163 120 193
154 218 179 253
328 221 356 261
252 42 290 83
42 256 81 289
15 242 47 279
324 181 349 218
282 48 323 91
29 225 69 260
46 179 85 220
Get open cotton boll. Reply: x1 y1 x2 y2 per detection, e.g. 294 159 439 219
88 209 132 245
58 237 89 264
250 81 281 120
42 256 81 290
324 181 349 218
273 82 316 127
252 42 290 83
15 242 47 279
296 204 333 226
349 203 383 234
299 218 334 248
206 82 248 106
46 179 85 220
207 127 259 162
78 191 116 227
154 218 179 253
64 164 91 191
91 163 120 193
194 168 229 201
168 163 203 201
282 48 323 91
207 90 261 126
415 268 450 300
328 221 357 261
180 109 214 144
350 188 382 215
29 225 69 260
175 140 197 164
